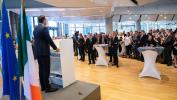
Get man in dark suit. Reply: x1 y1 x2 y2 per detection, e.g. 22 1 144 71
139 31 148 47
86 33 95 64
92 34 98 60
33 15 59 92
73 31 79 56
138 31 148 61
111 32 119 67
162 30 174 66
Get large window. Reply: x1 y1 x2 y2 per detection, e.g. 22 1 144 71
141 21 177 33
68 23 106 36
113 20 177 33
113 21 136 33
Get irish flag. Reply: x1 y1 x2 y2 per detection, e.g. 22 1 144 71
17 0 42 100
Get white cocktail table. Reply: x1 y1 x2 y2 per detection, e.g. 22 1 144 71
94 44 108 67
138 47 164 80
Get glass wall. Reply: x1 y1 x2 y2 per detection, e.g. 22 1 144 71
141 21 177 33
113 20 177 33
113 21 136 33
32 17 106 37
68 23 106 36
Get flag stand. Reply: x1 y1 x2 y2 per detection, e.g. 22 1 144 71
20 77 23 100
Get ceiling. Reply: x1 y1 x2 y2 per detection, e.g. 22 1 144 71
5 0 54 8
6 0 177 22
32 0 159 17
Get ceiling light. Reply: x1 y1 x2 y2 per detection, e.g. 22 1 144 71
64 16 77 17
26 8 41 12
42 8 65 11
164 16 167 19
160 14 163 16
90 0 108 5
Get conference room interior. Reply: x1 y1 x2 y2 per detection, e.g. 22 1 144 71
1 0 177 100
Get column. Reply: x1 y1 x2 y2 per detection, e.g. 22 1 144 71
57 22 60 37
136 19 141 31
105 17 113 34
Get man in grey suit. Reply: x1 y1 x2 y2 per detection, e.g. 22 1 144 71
33 15 60 92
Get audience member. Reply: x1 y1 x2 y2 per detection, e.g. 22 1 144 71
74 28 177 68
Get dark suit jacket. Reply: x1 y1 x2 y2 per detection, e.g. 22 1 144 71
78 38 85 48
139 35 148 47
162 35 173 48
33 24 57 56
86 38 93 51
104 38 108 44
92 36 98 45
111 36 119 50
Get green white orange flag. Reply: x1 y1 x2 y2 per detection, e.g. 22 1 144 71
17 0 42 99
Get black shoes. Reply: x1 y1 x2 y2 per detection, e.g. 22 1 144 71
88 62 95 65
112 64 119 68
45 87 58 93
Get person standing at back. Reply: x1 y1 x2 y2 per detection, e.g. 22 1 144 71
162 30 173 66
111 32 119 67
124 32 132 58
78 33 85 61
33 15 60 92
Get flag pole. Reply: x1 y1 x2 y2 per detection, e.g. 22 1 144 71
20 0 24 100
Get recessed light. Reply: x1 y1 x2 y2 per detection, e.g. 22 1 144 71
164 16 167 19
160 14 163 16
26 8 41 12
42 8 65 11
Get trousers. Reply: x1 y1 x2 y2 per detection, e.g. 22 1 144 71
37 55 50 90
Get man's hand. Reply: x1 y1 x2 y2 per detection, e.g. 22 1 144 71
56 48 60 52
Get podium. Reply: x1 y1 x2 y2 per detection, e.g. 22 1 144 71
138 47 164 80
50 39 75 88
94 44 108 67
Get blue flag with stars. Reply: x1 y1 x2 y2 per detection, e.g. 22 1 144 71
1 1 20 100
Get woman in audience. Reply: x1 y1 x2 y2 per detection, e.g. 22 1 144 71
124 32 132 58
119 33 126 56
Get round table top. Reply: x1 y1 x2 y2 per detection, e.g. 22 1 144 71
138 47 164 54
94 44 108 47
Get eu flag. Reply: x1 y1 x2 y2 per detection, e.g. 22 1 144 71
1 1 20 100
